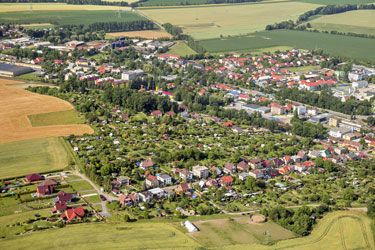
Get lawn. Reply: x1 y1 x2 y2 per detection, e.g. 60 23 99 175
189 217 295 247
28 110 85 127
0 3 130 12
0 222 201 249
285 65 321 73
15 72 41 81
309 10 375 36
0 10 145 26
0 137 71 179
139 1 319 40
222 210 375 250
295 0 374 4
199 30 375 61
167 41 197 56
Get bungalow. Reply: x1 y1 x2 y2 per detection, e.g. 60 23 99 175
145 175 159 189
119 192 138 207
249 169 264 179
61 207 85 223
223 162 236 174
51 201 68 214
175 182 190 194
220 175 234 187
140 159 154 170
206 179 219 188
151 110 163 117
54 191 74 204
25 173 44 183
278 165 294 175
237 160 249 172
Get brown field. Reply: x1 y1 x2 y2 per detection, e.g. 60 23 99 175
107 30 173 39
0 78 93 143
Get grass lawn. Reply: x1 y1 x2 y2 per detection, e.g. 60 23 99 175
309 10 375 36
285 65 320 73
28 109 85 127
106 30 172 39
295 0 374 4
167 41 197 56
221 210 375 250
0 3 130 12
68 180 95 193
15 72 41 81
0 137 71 179
199 30 375 61
0 10 144 26
0 222 201 249
139 1 319 40
189 217 295 247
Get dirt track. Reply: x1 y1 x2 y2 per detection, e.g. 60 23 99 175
0 79 93 143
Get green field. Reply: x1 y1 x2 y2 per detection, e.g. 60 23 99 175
139 0 212 6
190 217 296 247
0 3 130 12
0 137 71 179
167 41 197 56
0 10 145 26
309 10 375 36
139 1 319 40
28 110 85 127
0 222 200 249
296 0 374 4
199 30 375 61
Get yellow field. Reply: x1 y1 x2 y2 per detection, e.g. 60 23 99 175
310 10 375 36
0 3 130 12
139 1 319 40
107 30 173 39
0 79 93 143
104 0 138 3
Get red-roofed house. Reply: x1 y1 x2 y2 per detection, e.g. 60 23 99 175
220 175 233 187
61 207 85 222
25 173 44 183
145 175 159 188
36 179 57 197
140 159 154 170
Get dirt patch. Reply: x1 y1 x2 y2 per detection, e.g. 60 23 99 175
0 78 93 143
107 30 173 39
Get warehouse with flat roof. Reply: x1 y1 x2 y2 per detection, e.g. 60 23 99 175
0 62 34 77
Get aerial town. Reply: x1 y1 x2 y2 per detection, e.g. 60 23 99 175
0 10 374 250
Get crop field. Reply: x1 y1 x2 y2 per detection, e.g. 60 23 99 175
107 30 173 39
0 3 130 12
199 30 375 61
189 217 296 247
139 0 210 6
0 10 145 26
28 110 85 127
167 41 197 56
0 222 201 249
139 1 319 40
0 79 93 144
0 137 70 179
309 10 375 36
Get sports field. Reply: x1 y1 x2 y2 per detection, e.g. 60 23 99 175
0 137 70 179
0 79 93 144
107 30 173 39
309 10 375 36
0 222 200 249
199 30 375 61
189 217 296 246
0 3 130 12
139 1 319 40
0 10 145 26
28 110 85 127
167 41 197 56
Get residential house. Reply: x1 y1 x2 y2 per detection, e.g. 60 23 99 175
157 174 172 186
119 192 138 207
24 173 44 183
61 207 85 223
192 165 209 179
175 182 190 195
36 179 57 197
223 162 236 175
237 161 249 172
239 172 249 181
145 175 159 189
220 176 234 187
249 169 264 179
140 159 154 170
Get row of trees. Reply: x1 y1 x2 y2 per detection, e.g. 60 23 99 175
276 88 373 116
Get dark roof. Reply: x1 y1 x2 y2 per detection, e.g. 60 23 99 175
0 63 34 75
